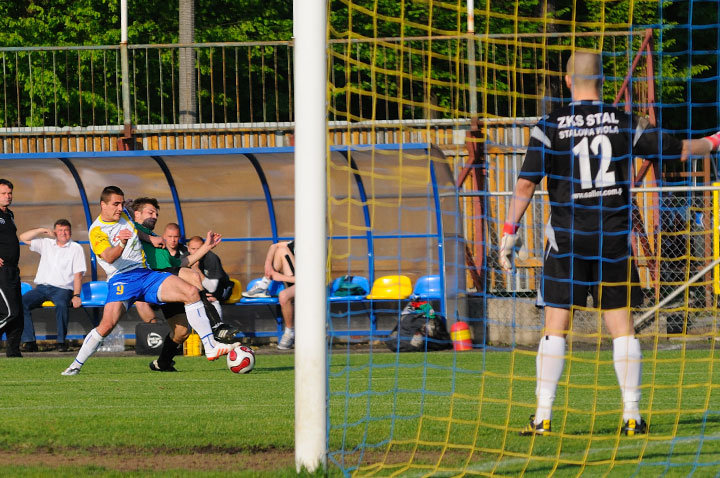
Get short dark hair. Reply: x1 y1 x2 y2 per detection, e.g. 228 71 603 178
164 222 180 232
54 219 71 229
131 197 160 212
100 186 124 203
0 179 14 190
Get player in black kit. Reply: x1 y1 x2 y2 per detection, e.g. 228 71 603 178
0 179 24 357
498 51 709 437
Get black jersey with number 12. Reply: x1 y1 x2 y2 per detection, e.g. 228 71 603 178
519 100 682 257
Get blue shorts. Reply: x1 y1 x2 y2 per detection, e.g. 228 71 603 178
106 268 172 305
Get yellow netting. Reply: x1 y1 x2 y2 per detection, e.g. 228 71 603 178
326 1 720 476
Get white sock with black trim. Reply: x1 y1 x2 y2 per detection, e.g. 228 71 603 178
535 335 566 424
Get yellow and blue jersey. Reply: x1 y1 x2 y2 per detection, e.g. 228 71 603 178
88 211 147 279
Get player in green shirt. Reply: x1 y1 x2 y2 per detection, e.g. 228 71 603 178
131 197 240 372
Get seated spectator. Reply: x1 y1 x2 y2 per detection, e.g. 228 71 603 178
186 236 234 317
241 240 296 349
242 240 295 298
19 219 86 352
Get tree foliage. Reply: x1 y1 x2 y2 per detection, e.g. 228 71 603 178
0 0 714 128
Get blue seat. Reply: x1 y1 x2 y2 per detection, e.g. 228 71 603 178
81 281 108 307
238 278 287 339
411 274 442 300
239 279 286 304
21 282 32 295
328 275 370 302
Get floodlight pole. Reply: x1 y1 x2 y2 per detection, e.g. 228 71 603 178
293 0 328 473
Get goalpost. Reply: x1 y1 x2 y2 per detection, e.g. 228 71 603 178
293 0 328 472
296 0 720 475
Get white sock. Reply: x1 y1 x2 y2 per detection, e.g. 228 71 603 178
535 335 566 424
285 327 294 337
184 301 218 355
613 335 642 422
202 278 219 293
211 299 223 319
71 328 104 369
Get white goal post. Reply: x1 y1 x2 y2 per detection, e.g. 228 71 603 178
293 0 328 472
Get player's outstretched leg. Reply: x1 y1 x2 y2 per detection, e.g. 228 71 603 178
159 275 239 360
62 302 124 376
184 301 238 360
198 292 240 343
613 335 647 435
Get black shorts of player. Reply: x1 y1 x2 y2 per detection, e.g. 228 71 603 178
157 267 184 318
159 266 181 276
539 249 642 310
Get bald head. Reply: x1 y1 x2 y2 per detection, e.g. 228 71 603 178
565 51 603 99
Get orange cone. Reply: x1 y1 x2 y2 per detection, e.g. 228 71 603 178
450 321 472 351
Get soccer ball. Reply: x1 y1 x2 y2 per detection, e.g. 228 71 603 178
227 345 255 374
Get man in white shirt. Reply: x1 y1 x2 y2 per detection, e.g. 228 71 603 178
19 219 86 352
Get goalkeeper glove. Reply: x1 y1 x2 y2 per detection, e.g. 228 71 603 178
498 223 527 271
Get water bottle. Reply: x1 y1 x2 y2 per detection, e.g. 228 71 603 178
98 325 125 352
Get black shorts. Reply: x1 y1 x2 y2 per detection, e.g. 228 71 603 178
160 302 186 319
539 249 642 310
158 266 181 276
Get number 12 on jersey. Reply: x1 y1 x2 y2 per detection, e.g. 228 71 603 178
572 135 616 190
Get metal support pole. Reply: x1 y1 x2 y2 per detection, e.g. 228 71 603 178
119 0 133 150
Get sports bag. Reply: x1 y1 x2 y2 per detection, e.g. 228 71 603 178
385 301 452 352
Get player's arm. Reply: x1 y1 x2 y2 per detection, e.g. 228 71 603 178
270 269 295 284
181 231 222 268
134 222 165 249
680 131 720 160
498 122 546 271
18 227 52 243
90 226 132 264
632 116 698 163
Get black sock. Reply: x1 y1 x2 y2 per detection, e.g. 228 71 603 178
157 333 182 368
200 292 222 328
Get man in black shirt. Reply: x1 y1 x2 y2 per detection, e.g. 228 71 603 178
499 51 708 437
0 179 23 357
187 235 233 318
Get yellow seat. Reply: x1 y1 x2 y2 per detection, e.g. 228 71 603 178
42 300 55 307
224 278 243 304
366 275 413 300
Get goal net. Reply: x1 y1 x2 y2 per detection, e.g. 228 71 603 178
324 1 720 475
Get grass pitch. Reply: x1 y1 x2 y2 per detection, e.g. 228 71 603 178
2 344 720 476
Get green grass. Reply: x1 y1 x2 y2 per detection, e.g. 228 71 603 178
3 346 720 476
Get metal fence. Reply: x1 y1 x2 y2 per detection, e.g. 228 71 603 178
0 42 295 128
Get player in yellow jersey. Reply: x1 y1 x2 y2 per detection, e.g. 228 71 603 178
62 186 238 375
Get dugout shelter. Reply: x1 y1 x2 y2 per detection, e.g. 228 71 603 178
1 144 463 340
